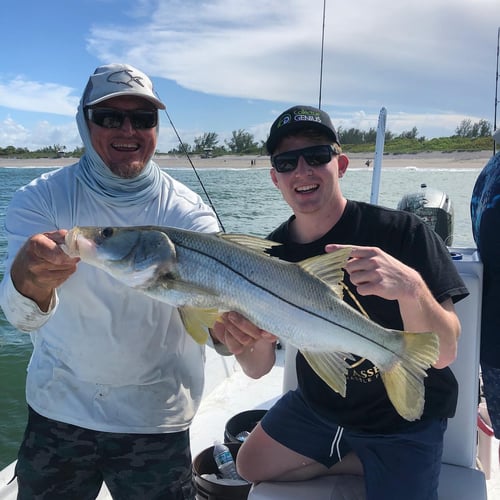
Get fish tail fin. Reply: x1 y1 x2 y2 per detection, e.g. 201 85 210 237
380 330 440 421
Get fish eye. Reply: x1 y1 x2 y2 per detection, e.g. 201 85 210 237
101 227 114 238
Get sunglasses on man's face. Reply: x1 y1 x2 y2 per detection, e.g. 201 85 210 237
86 108 158 130
271 145 336 173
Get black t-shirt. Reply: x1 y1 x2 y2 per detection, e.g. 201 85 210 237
267 200 469 433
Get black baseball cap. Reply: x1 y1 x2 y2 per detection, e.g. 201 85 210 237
266 105 340 154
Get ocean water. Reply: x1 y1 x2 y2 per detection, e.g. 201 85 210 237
0 162 484 468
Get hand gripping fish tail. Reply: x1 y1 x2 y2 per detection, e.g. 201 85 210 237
380 330 440 421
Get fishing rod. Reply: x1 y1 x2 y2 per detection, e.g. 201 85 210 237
160 107 226 232
160 0 327 230
318 0 327 110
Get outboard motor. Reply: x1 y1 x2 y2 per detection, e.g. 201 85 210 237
397 183 454 246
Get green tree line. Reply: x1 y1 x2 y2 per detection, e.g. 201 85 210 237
0 119 495 159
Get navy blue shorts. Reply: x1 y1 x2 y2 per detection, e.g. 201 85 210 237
261 390 447 500
481 362 500 438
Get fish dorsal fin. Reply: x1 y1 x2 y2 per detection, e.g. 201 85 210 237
219 233 281 255
178 306 222 345
301 351 353 397
298 247 352 298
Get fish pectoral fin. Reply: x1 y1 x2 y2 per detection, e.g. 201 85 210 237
159 277 218 298
178 306 221 345
219 233 282 256
298 247 352 298
301 351 350 397
380 330 440 421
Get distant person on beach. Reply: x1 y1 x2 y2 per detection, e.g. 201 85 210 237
0 63 219 499
212 105 467 499
470 128 500 456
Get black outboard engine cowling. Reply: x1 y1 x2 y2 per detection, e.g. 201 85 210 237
397 184 454 246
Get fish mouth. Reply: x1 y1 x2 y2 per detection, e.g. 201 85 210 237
62 229 96 259
61 228 81 257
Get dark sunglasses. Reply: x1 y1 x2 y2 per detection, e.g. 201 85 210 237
271 145 336 173
86 108 158 130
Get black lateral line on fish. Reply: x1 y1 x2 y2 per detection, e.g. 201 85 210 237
175 240 420 365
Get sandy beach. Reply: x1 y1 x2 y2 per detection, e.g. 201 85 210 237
0 150 494 170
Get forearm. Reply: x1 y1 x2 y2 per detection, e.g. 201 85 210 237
11 263 55 312
398 270 460 368
0 273 56 332
234 339 276 379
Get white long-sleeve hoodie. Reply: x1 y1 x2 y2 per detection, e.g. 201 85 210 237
0 103 220 434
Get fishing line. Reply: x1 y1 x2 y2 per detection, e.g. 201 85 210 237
157 1 327 230
318 0 326 110
159 106 227 232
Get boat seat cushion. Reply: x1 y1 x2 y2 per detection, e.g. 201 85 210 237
248 463 486 500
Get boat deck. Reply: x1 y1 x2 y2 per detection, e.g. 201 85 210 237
1 348 499 498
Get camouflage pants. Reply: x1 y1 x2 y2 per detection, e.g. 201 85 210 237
14 406 196 499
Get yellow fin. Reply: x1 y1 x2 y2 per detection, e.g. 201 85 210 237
301 351 352 397
298 248 352 298
380 330 440 421
178 306 221 345
219 233 281 255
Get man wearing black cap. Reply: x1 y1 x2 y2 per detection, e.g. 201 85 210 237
212 105 467 499
0 64 219 499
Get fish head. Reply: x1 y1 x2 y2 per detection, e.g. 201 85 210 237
63 226 177 288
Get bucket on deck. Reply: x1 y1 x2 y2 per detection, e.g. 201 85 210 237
224 409 267 444
192 442 250 500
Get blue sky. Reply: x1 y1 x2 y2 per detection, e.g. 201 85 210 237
0 0 498 153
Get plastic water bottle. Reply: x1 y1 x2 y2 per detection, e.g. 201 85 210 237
213 441 241 480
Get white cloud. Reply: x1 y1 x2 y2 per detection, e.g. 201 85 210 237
0 0 497 149
0 77 79 115
87 0 498 117
0 117 30 146
0 116 80 150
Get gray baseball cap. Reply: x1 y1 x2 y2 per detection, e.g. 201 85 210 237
82 63 165 109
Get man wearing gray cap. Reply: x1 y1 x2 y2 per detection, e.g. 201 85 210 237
0 63 219 499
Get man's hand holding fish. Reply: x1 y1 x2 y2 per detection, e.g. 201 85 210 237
211 311 278 379
326 243 460 369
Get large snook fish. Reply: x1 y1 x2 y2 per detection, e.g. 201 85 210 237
62 225 439 421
